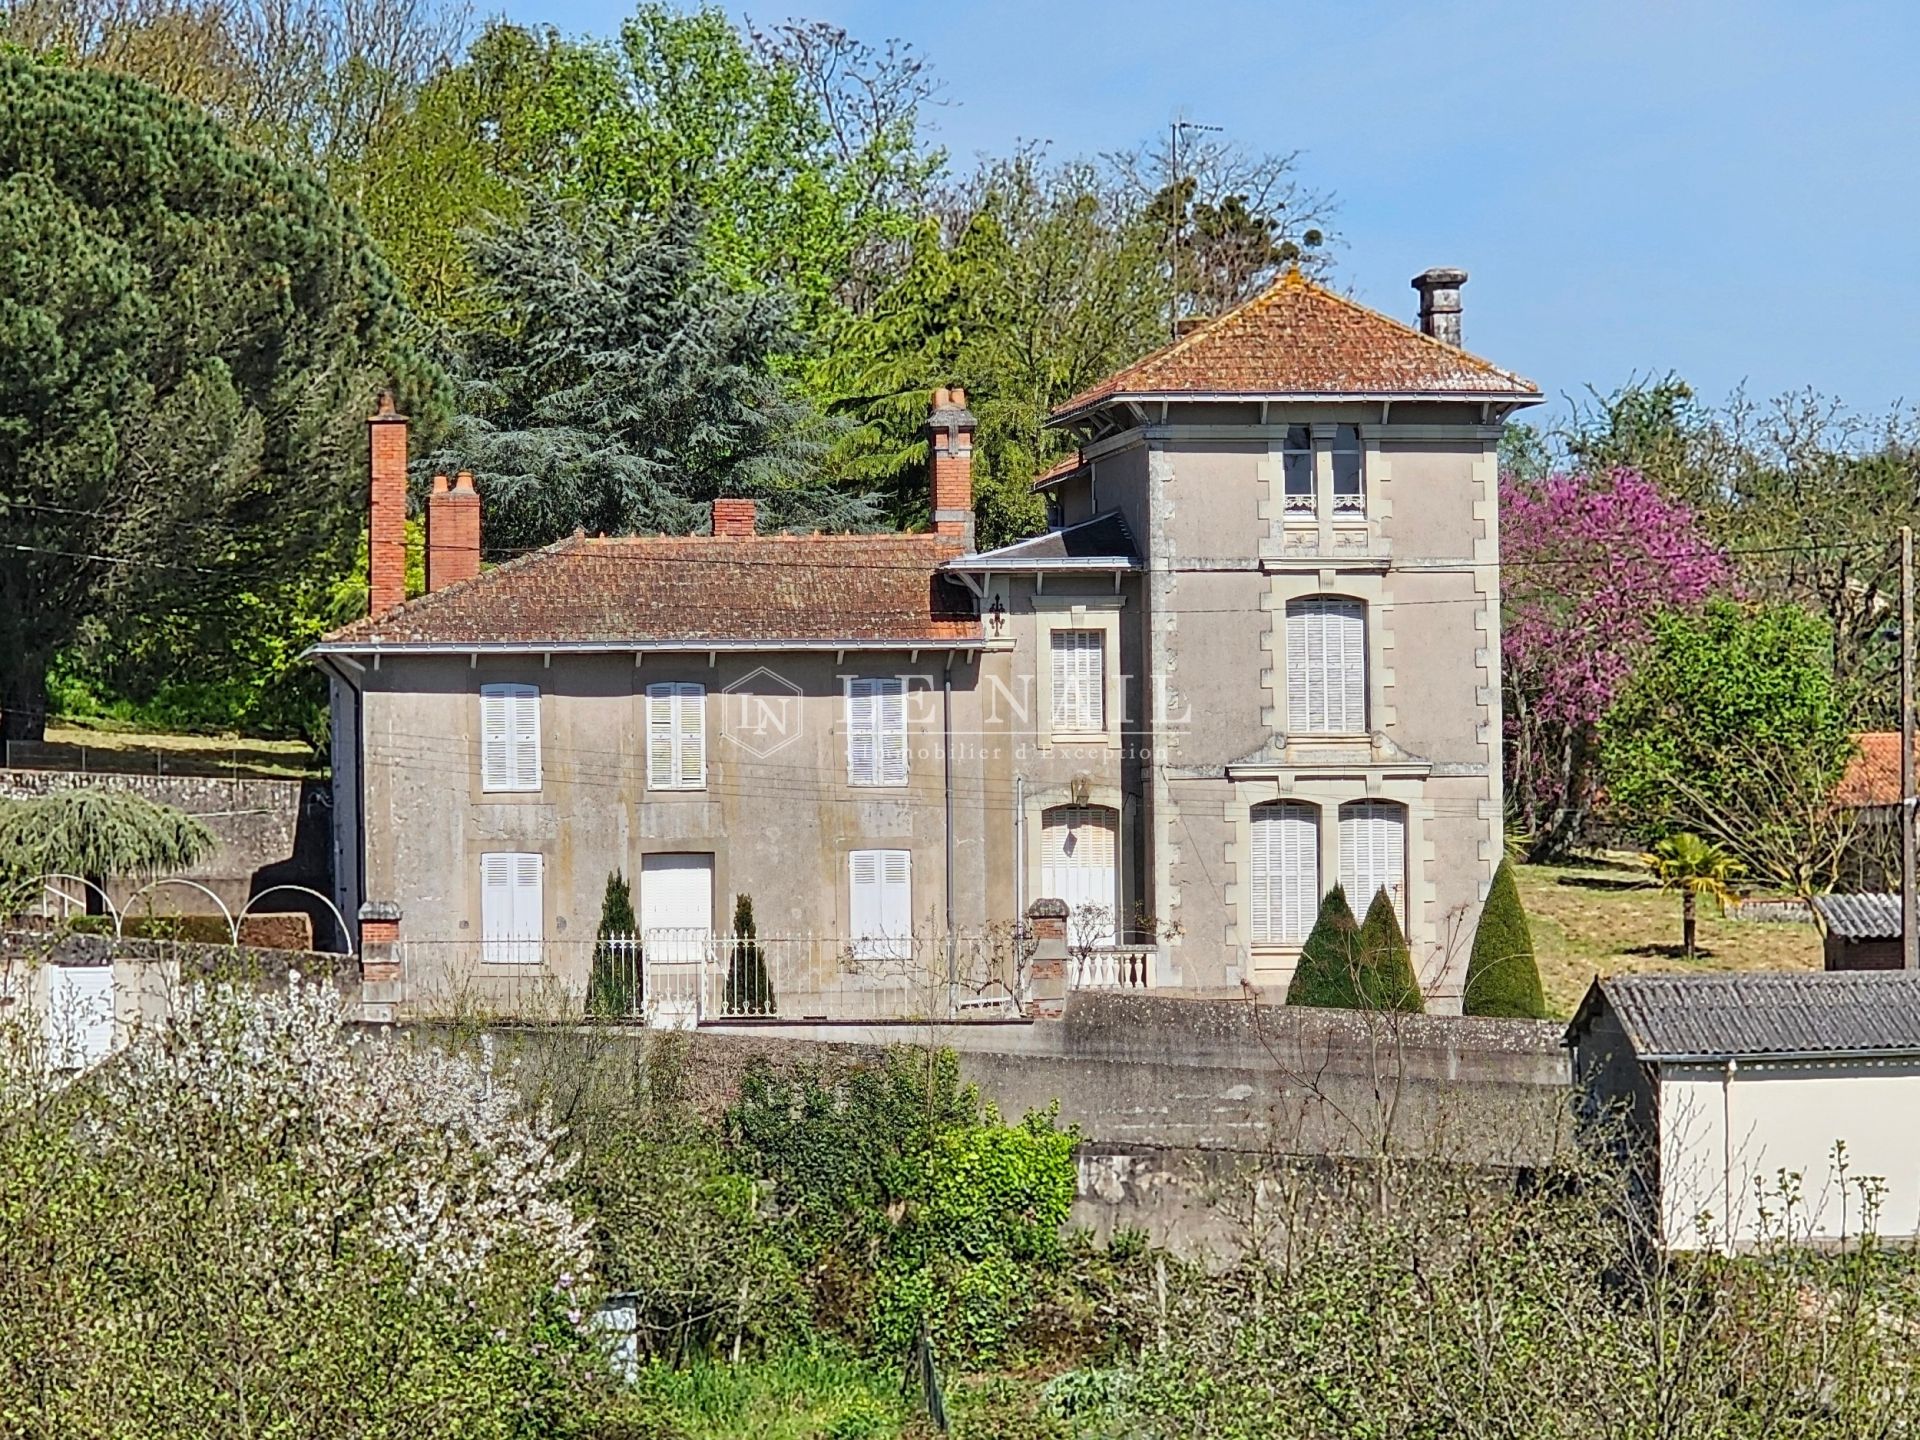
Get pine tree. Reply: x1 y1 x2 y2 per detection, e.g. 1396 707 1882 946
586 870 638 1018
427 201 879 552
725 893 775 1017
1355 888 1424 1014
1462 860 1549 1019
1284 886 1364 1009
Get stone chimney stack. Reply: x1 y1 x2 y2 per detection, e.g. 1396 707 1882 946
712 497 757 537
928 385 977 543
427 469 481 593
367 391 408 615
1411 268 1468 348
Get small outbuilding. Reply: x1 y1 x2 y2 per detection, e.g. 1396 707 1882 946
1566 971 1920 1250
1809 893 1903 971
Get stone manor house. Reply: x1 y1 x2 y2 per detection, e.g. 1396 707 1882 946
312 268 1540 1014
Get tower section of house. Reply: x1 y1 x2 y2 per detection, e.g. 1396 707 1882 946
1029 268 1541 1005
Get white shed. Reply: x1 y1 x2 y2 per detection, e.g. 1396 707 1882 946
1567 972 1920 1252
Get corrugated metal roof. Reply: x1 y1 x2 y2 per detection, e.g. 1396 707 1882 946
950 513 1140 567
1812 893 1903 941
1567 971 1920 1061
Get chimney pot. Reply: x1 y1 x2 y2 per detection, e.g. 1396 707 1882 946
949 385 966 408
454 469 475 493
1411 267 1468 348
933 386 951 409
430 472 449 495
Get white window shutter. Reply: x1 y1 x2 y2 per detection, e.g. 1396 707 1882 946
482 852 543 963
510 688 540 789
677 684 706 788
850 849 911 958
647 684 705 789
847 681 877 784
1250 803 1318 945
481 689 509 790
646 684 676 789
1285 599 1365 736
1340 801 1406 922
511 852 543 963
849 850 880 954
481 853 511 963
848 679 906 786
879 681 907 784
1050 631 1104 732
481 684 540 792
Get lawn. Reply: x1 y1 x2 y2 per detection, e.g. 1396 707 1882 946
1516 856 1821 1018
5 721 319 782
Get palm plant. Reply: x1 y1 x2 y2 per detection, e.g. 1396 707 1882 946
1640 832 1745 959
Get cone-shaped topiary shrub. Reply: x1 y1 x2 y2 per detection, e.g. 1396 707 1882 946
725 893 775 1016
587 870 638 1018
1463 859 1548 1018
1285 885 1364 1008
1356 888 1424 1014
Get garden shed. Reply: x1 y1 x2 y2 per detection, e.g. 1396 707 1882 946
1566 971 1920 1251
1810 893 1903 971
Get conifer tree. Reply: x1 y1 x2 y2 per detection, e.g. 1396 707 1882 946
725 893 775 1017
586 870 637 1018
1284 886 1364 1009
1462 860 1549 1019
1355 888 1424 1014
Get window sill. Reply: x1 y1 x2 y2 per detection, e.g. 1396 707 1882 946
644 784 708 794
1048 731 1110 746
480 786 544 796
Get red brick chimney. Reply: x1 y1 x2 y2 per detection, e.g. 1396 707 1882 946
712 497 757 537
367 392 408 615
427 469 481 592
929 385 977 544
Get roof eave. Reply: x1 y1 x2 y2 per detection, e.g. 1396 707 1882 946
1047 386 1546 428
307 636 981 659
942 557 1141 573
1646 1046 1920 1065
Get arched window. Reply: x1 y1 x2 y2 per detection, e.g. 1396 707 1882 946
1249 801 1319 945
1285 596 1366 735
1339 800 1407 923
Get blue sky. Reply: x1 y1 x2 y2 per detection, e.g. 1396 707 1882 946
494 0 1919 422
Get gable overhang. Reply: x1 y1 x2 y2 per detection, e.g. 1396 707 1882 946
1048 387 1546 429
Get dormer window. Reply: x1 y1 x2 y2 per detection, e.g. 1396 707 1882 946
1282 425 1315 518
1332 424 1365 519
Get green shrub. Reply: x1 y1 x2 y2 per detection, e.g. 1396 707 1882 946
724 893 774 1016
1462 860 1548 1018
587 870 638 1018
1284 886 1364 1008
727 1049 1077 1366
1355 888 1423 1014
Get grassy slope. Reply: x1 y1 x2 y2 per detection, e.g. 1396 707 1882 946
1516 857 1821 1018
13 722 319 781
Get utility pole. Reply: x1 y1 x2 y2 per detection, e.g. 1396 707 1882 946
1903 525 1916 968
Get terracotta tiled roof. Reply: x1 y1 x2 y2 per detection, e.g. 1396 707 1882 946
1051 270 1540 421
317 532 978 650
1835 733 1905 808
1030 453 1085 491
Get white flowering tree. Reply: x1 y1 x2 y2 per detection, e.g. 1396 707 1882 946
0 978 610 1433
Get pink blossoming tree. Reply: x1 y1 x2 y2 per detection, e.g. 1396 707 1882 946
1502 468 1731 859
